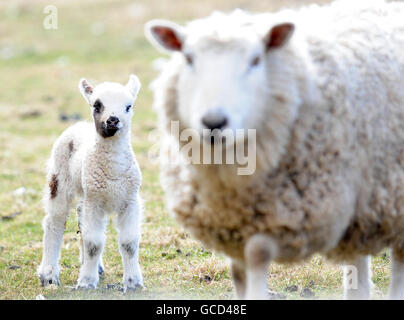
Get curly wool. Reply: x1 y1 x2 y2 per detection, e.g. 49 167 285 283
153 0 404 263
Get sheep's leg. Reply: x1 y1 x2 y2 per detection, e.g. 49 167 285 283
76 204 107 290
388 248 404 300
37 192 70 287
230 259 246 299
77 202 104 276
343 255 372 300
116 199 143 292
244 234 278 300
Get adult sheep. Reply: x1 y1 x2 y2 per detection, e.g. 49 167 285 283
145 0 404 299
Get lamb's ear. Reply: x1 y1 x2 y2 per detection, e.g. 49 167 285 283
145 20 185 53
126 74 141 100
264 23 295 51
78 78 94 104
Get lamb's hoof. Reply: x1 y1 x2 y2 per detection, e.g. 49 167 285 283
123 277 144 294
39 274 60 287
76 276 97 290
38 266 60 287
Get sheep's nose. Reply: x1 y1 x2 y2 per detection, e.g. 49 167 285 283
201 112 228 131
106 116 120 126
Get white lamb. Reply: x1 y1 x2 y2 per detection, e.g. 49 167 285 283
146 0 404 299
38 75 144 292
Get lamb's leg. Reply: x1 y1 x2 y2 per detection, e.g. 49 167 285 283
76 204 107 289
230 259 246 299
343 255 372 300
37 190 70 287
116 199 143 292
77 202 104 276
244 234 278 300
388 248 404 300
77 203 84 265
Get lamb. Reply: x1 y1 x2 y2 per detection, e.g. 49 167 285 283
37 75 144 292
145 0 404 299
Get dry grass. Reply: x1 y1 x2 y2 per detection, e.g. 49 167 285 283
0 0 391 300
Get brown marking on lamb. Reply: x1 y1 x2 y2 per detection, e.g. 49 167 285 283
49 174 58 199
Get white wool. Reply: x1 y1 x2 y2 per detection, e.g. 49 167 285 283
147 0 404 299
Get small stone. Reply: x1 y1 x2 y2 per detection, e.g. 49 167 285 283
9 265 21 270
1 211 22 221
107 284 115 290
201 275 212 283
20 110 42 119
35 294 46 300
72 113 82 121
268 289 286 300
13 187 26 197
285 284 298 292
59 114 69 122
300 287 315 298
41 95 54 103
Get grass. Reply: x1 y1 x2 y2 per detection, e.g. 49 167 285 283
0 0 392 300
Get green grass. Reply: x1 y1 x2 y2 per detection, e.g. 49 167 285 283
0 0 391 300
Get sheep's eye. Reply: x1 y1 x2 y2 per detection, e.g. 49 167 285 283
251 55 261 67
185 54 193 66
93 101 102 113
125 105 132 112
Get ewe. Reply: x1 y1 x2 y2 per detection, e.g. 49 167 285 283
38 75 143 292
146 0 404 299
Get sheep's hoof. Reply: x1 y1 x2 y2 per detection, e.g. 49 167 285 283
76 276 97 290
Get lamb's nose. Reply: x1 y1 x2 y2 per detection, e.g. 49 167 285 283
106 116 120 126
201 112 228 131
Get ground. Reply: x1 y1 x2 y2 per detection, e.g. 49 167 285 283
0 0 392 300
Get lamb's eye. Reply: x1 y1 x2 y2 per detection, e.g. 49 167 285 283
125 105 132 112
251 55 261 67
185 54 193 66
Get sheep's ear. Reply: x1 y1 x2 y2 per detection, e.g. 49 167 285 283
78 78 94 104
145 20 185 53
264 23 295 51
126 74 141 100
